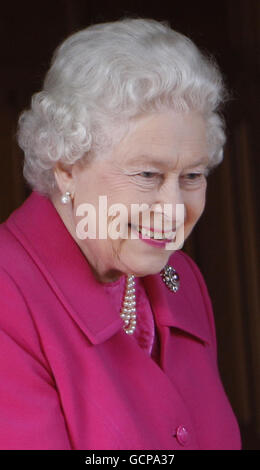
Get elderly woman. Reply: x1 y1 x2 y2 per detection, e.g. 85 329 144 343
0 18 241 450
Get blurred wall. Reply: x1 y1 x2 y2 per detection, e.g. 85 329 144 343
0 0 259 449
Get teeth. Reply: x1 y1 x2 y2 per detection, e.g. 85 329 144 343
137 226 173 240
141 227 151 237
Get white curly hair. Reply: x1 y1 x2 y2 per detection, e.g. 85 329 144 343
17 17 228 197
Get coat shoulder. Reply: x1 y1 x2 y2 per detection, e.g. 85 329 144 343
0 219 37 282
0 223 47 361
0 221 26 266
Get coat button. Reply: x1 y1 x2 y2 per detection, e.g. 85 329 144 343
176 425 190 446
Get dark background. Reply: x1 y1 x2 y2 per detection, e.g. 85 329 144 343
0 0 259 449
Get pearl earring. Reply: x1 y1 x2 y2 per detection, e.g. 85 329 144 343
61 191 72 204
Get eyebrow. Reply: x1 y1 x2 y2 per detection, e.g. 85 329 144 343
126 155 210 170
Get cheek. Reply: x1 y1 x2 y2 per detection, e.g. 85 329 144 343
102 175 137 205
101 177 153 220
185 188 206 222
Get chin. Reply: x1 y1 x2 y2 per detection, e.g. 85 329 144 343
125 253 170 278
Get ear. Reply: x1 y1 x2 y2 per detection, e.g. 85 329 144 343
53 162 75 197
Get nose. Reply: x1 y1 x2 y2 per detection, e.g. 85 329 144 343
152 178 185 231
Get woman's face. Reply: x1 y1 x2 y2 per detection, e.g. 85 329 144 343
53 111 210 283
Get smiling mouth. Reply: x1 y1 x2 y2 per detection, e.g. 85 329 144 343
128 224 175 241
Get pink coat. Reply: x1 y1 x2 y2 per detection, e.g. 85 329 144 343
0 191 241 450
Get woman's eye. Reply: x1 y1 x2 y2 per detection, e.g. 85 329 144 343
183 173 204 181
139 171 157 179
187 173 202 179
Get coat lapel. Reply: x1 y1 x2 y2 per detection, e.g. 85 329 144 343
6 191 122 344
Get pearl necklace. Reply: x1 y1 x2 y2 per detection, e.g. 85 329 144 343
119 265 180 335
120 274 137 335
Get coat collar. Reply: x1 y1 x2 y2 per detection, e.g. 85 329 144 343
6 191 211 345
